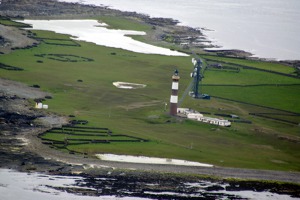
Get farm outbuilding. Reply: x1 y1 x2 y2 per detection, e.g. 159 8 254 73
198 116 231 127
35 102 48 109
187 113 204 120
177 108 190 114
177 107 231 127
177 108 200 115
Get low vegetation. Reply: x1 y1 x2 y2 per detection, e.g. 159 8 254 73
1 17 299 171
0 16 31 27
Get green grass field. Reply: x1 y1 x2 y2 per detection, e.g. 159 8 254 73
0 17 31 27
1 17 300 171
202 54 296 74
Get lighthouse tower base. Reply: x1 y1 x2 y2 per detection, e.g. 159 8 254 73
169 70 180 116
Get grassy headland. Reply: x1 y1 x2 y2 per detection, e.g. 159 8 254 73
0 15 300 172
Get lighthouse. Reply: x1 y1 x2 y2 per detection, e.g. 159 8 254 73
170 69 180 116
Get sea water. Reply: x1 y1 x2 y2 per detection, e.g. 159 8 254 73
58 0 300 60
0 169 296 200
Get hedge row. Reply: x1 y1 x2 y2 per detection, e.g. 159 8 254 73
210 96 299 125
34 54 94 62
211 95 300 115
34 37 80 47
61 125 109 130
0 62 23 71
203 83 300 87
205 58 300 79
249 112 300 116
228 119 252 124
206 68 240 73
10 42 39 51
249 113 298 125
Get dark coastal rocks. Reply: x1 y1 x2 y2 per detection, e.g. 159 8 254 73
41 171 300 199
0 35 10 47
225 181 300 198
0 93 77 173
205 49 253 58
143 17 179 26
0 0 114 17
0 109 36 126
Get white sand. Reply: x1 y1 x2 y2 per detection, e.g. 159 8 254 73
20 19 188 56
113 82 146 89
96 154 213 167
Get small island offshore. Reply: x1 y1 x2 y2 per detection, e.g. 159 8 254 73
0 0 300 199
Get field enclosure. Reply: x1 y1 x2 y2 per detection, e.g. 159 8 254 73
40 125 149 153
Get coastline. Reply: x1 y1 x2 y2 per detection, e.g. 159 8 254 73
1 0 300 197
57 0 300 61
0 0 254 58
2 0 298 63
1 87 300 183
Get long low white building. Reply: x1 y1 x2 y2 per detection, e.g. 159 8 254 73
177 108 199 115
187 113 204 120
177 108 231 127
198 117 231 127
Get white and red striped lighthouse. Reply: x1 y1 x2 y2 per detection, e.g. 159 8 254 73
170 69 180 116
